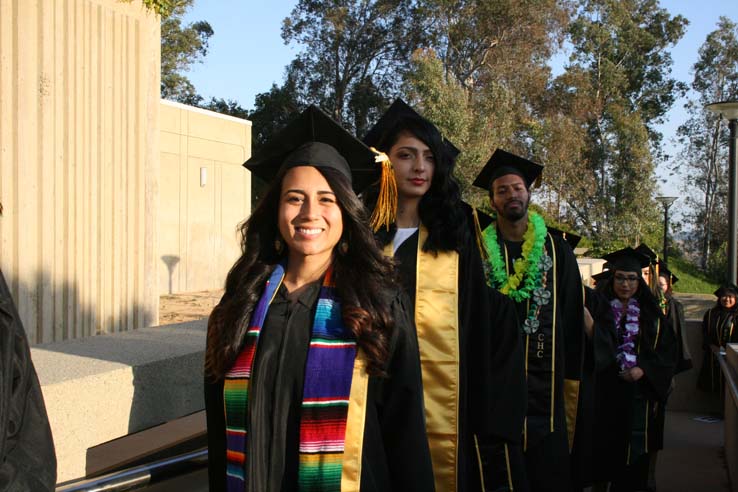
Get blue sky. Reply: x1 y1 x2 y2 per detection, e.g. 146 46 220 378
182 0 737 199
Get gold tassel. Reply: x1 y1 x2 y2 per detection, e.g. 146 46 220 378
472 207 489 263
369 147 397 232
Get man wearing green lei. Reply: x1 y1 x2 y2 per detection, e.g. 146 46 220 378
473 149 586 492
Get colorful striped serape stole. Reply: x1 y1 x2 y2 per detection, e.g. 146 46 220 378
223 263 357 492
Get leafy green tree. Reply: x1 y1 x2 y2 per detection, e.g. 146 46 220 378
247 66 303 152
281 0 429 134
403 0 571 209
541 0 687 252
674 17 738 271
160 0 213 102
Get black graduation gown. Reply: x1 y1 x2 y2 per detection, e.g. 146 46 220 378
388 228 526 492
205 284 434 491
651 295 693 452
592 283 676 489
665 296 692 375
0 270 57 490
697 305 738 393
571 286 618 489
490 231 584 492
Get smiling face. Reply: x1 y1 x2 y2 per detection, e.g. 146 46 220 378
277 166 344 265
490 173 530 222
658 274 670 294
720 293 737 309
388 131 435 201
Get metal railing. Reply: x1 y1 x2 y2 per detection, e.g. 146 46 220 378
56 449 207 492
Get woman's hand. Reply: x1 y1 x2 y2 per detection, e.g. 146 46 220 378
619 366 644 383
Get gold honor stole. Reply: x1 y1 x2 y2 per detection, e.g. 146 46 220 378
341 350 370 491
384 225 461 491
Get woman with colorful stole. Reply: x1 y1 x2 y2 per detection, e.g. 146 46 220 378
592 248 676 492
362 99 526 492
204 106 433 492
697 283 738 394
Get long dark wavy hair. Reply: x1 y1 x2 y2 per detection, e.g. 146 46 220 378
205 166 397 381
365 114 469 253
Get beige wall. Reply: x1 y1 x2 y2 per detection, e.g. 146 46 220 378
0 0 160 343
159 100 251 295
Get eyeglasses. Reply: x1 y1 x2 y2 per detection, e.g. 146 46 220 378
614 275 639 284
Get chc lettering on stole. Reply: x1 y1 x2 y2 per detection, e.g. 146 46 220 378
536 333 545 358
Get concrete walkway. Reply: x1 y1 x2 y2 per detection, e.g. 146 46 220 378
657 410 730 492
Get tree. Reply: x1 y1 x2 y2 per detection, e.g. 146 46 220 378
160 0 214 102
539 0 687 252
247 65 303 152
402 0 572 209
281 0 429 135
674 17 738 271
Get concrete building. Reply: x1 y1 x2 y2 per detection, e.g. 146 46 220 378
0 0 251 345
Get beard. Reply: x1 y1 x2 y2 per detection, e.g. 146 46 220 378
498 198 529 222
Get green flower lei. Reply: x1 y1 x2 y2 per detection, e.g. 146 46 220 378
482 211 548 303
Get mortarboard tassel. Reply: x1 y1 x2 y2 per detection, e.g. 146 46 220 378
369 148 397 232
472 207 489 263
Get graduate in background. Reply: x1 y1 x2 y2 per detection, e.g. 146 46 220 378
204 106 433 491
592 247 676 492
697 283 738 394
574 269 618 492
363 99 526 492
648 261 692 490
473 149 586 492
0 202 57 490
656 262 692 375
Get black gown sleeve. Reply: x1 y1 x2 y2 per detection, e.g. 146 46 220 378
585 286 618 373
637 305 677 402
671 299 693 373
0 270 56 491
702 309 714 349
371 291 435 491
474 287 527 492
553 236 585 382
461 235 526 492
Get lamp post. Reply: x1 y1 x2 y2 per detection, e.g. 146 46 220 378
706 101 738 285
655 196 677 265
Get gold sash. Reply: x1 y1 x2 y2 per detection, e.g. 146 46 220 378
385 225 461 491
341 350 370 491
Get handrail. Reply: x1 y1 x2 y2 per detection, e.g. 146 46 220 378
55 448 207 492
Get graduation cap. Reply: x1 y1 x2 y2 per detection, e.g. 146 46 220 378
602 247 651 273
243 105 378 193
591 270 612 284
362 98 460 159
548 227 582 250
656 260 679 285
635 244 659 265
714 284 738 298
472 149 544 192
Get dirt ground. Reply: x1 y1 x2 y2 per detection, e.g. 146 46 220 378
159 290 223 325
158 290 718 326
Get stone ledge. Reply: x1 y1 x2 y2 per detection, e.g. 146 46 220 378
32 319 207 483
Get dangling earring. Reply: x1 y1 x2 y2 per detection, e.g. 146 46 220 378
339 240 349 255
274 237 284 254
